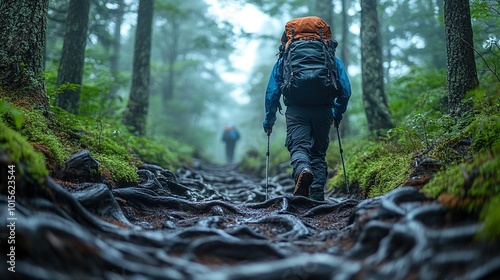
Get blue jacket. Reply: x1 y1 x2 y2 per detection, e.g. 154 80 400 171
263 56 352 130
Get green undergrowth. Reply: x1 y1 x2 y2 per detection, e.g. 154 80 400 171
420 86 500 239
327 137 412 197
479 194 500 240
120 134 194 172
326 67 449 195
21 107 72 163
0 117 48 186
327 68 500 239
422 144 499 208
0 97 194 185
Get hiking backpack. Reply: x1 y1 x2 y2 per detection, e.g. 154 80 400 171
279 16 340 106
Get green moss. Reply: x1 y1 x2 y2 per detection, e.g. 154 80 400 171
0 89 196 187
468 114 500 153
479 194 500 240
0 120 48 184
420 84 499 213
0 100 141 184
123 135 194 170
79 133 139 184
81 132 130 158
19 108 71 163
0 99 24 129
95 153 138 183
419 166 459 199
327 137 412 197
422 143 499 214
471 150 499 196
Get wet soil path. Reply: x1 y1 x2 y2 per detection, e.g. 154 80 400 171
1 158 500 280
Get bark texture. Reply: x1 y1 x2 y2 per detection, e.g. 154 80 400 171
0 0 49 109
54 0 91 114
360 0 393 135
444 0 478 118
123 0 154 136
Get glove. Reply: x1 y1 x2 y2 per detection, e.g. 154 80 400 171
333 119 340 128
263 119 273 135
264 126 272 135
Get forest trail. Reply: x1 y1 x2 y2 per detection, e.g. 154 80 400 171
1 158 499 280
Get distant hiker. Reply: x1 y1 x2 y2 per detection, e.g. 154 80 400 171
263 16 352 201
222 123 240 164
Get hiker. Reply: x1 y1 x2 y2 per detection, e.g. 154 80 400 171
263 16 352 201
221 123 240 164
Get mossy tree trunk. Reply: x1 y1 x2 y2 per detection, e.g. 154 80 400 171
360 0 393 136
0 0 49 109
444 0 478 119
54 0 91 114
123 0 154 136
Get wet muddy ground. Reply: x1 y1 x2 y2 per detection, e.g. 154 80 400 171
1 157 500 280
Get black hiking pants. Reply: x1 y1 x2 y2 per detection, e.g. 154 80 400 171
225 141 236 164
285 106 333 194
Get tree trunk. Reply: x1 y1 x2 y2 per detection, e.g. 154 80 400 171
313 0 333 27
0 0 49 109
431 0 446 69
162 18 179 103
444 0 478 118
339 0 349 66
339 0 350 137
110 0 125 75
360 0 393 135
105 0 126 117
54 0 91 114
123 0 154 136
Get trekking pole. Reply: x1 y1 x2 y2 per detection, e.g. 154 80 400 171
336 125 350 194
265 132 270 200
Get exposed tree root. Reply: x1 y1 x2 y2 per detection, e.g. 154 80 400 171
0 154 498 279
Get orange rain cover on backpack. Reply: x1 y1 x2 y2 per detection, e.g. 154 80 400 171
281 16 332 46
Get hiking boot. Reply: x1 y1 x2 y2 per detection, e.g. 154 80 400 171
293 168 313 197
309 190 324 201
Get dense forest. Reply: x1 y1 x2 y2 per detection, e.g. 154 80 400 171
0 0 499 279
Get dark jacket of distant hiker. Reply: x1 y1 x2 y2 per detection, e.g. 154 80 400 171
222 124 240 164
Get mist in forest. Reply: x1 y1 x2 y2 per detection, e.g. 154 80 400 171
41 0 490 164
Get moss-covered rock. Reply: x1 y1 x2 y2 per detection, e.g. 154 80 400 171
20 107 71 164
327 137 412 197
0 98 196 186
0 120 48 187
422 144 499 212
